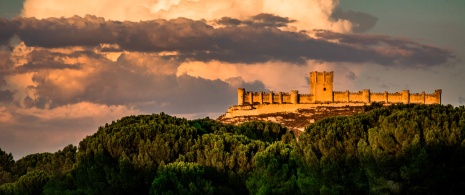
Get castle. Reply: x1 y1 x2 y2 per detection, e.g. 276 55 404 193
237 71 442 106
219 71 442 127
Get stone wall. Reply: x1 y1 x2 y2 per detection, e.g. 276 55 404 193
237 89 441 105
237 71 441 106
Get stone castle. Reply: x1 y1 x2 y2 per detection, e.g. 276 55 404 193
223 71 441 118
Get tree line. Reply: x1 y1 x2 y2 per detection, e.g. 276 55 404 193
1 104 465 194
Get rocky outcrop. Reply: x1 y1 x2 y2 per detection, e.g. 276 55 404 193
217 106 366 134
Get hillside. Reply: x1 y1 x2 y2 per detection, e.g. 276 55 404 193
217 105 367 132
1 104 465 194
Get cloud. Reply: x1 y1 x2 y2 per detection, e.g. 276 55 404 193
21 0 354 33
0 18 18 45
331 8 378 33
0 90 14 103
1 45 266 114
314 30 456 67
0 15 455 67
176 60 360 92
459 97 465 104
216 13 296 28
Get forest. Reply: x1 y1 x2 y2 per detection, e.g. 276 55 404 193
1 104 465 194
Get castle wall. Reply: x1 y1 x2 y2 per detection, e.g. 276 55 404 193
425 95 438 104
410 92 424 104
299 94 314 103
387 93 402 103
236 72 441 106
282 93 291 103
370 92 386 103
425 90 442 104
333 91 349 102
263 94 270 103
273 94 280 103
238 89 441 106
349 92 363 102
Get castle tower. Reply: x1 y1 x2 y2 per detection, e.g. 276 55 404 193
237 88 245 105
402 90 410 104
290 90 299 104
363 89 370 103
435 89 442 104
310 71 334 103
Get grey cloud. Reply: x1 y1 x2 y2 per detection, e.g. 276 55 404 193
216 17 242 26
0 18 18 45
19 50 266 114
331 8 378 33
345 71 356 80
0 15 456 67
0 52 13 98
7 49 84 74
248 13 296 27
459 97 465 104
225 77 266 92
314 30 455 67
0 90 14 103
216 13 295 27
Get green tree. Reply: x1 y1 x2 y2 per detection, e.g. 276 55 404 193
15 170 49 195
150 162 214 195
246 142 299 194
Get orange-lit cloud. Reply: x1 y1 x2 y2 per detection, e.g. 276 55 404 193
22 0 354 32
0 16 453 67
177 59 362 92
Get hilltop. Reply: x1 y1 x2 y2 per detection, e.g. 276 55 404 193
219 71 442 133
217 104 368 133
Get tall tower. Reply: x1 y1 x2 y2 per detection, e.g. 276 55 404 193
310 71 334 102
237 88 245 105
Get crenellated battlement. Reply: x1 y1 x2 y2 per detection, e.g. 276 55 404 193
236 71 441 106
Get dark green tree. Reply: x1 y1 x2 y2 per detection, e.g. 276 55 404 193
150 162 214 195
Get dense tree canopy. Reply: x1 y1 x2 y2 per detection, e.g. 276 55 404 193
1 104 465 194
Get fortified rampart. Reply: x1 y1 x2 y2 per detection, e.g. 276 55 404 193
237 71 441 106
227 71 441 119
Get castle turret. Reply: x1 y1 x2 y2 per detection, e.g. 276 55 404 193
269 91 274 104
402 90 410 104
290 90 299 104
248 92 253 104
435 89 442 104
363 89 370 103
237 88 245 105
384 91 388 103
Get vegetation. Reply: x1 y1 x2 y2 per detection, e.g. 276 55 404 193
1 104 465 194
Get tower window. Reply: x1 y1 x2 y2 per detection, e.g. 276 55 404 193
323 88 326 91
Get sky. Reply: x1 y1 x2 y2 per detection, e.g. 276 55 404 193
0 0 464 158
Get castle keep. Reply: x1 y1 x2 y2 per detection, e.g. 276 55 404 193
237 71 442 105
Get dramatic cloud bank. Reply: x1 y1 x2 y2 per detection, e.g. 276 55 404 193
0 15 454 66
21 0 354 32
